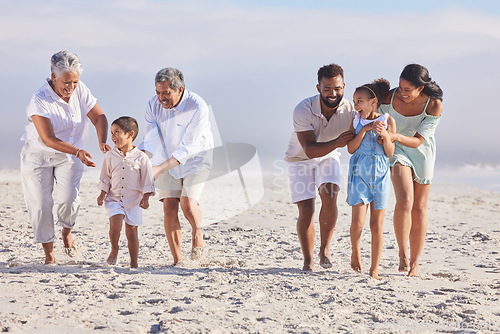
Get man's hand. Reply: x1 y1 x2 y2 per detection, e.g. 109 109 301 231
334 130 355 148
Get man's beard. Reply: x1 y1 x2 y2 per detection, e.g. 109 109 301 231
321 94 342 109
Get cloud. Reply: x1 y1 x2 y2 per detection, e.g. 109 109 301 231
0 0 499 169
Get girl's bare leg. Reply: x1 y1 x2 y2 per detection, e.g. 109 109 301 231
350 203 368 273
369 205 385 280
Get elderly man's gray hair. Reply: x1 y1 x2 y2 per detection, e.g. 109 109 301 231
51 51 83 78
155 68 185 90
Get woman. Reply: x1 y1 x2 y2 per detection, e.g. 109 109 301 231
380 64 443 277
21 50 111 264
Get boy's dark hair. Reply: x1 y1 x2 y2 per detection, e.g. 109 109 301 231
112 116 139 140
317 63 344 83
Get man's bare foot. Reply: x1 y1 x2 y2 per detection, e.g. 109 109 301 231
107 250 118 265
130 261 138 269
398 253 410 272
302 259 314 272
351 251 362 273
408 263 419 277
319 253 332 269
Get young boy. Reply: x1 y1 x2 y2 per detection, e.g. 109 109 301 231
97 116 155 268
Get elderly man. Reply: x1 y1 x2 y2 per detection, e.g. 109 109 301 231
285 63 355 271
140 68 213 265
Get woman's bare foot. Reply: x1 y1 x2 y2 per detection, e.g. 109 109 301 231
408 262 419 277
318 252 332 269
369 268 380 280
398 253 410 272
351 250 362 273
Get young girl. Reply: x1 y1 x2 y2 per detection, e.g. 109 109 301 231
346 79 396 279
97 116 155 268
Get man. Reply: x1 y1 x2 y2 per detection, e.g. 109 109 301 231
285 63 355 271
140 67 214 265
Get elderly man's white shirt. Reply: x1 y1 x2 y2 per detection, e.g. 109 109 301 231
139 90 214 179
22 79 97 157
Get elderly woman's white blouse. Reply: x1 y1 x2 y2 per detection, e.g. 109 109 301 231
22 79 97 155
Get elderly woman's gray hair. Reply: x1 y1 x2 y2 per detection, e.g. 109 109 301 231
51 51 83 78
155 68 185 90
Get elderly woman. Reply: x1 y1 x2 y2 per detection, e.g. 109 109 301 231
21 50 111 264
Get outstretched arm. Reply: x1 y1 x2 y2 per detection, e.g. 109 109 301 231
297 130 355 159
87 103 112 154
32 115 96 167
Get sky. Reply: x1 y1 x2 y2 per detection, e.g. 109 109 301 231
1 0 499 173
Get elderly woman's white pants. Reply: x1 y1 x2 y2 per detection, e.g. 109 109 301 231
20 142 84 243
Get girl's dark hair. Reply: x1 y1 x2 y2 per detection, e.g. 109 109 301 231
355 78 391 107
400 64 443 101
112 116 139 140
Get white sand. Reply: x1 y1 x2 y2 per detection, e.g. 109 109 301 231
0 169 499 333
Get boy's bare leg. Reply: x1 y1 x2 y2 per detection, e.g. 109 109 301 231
369 206 385 280
350 203 368 273
318 183 339 269
107 214 124 265
42 242 55 264
125 223 139 268
296 198 315 271
163 198 183 265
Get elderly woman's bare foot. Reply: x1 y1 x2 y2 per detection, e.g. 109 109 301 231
45 254 55 265
42 242 55 264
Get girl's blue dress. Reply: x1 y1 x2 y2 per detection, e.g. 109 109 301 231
346 113 391 210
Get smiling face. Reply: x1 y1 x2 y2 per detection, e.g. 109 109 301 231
110 124 134 153
398 78 424 103
353 90 377 119
51 71 79 102
155 81 184 109
317 75 345 109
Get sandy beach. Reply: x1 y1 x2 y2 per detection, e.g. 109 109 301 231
0 168 499 333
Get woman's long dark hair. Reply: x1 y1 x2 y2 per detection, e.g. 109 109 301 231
400 64 443 101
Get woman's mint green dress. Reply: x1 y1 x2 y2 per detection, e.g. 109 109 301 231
379 90 441 184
